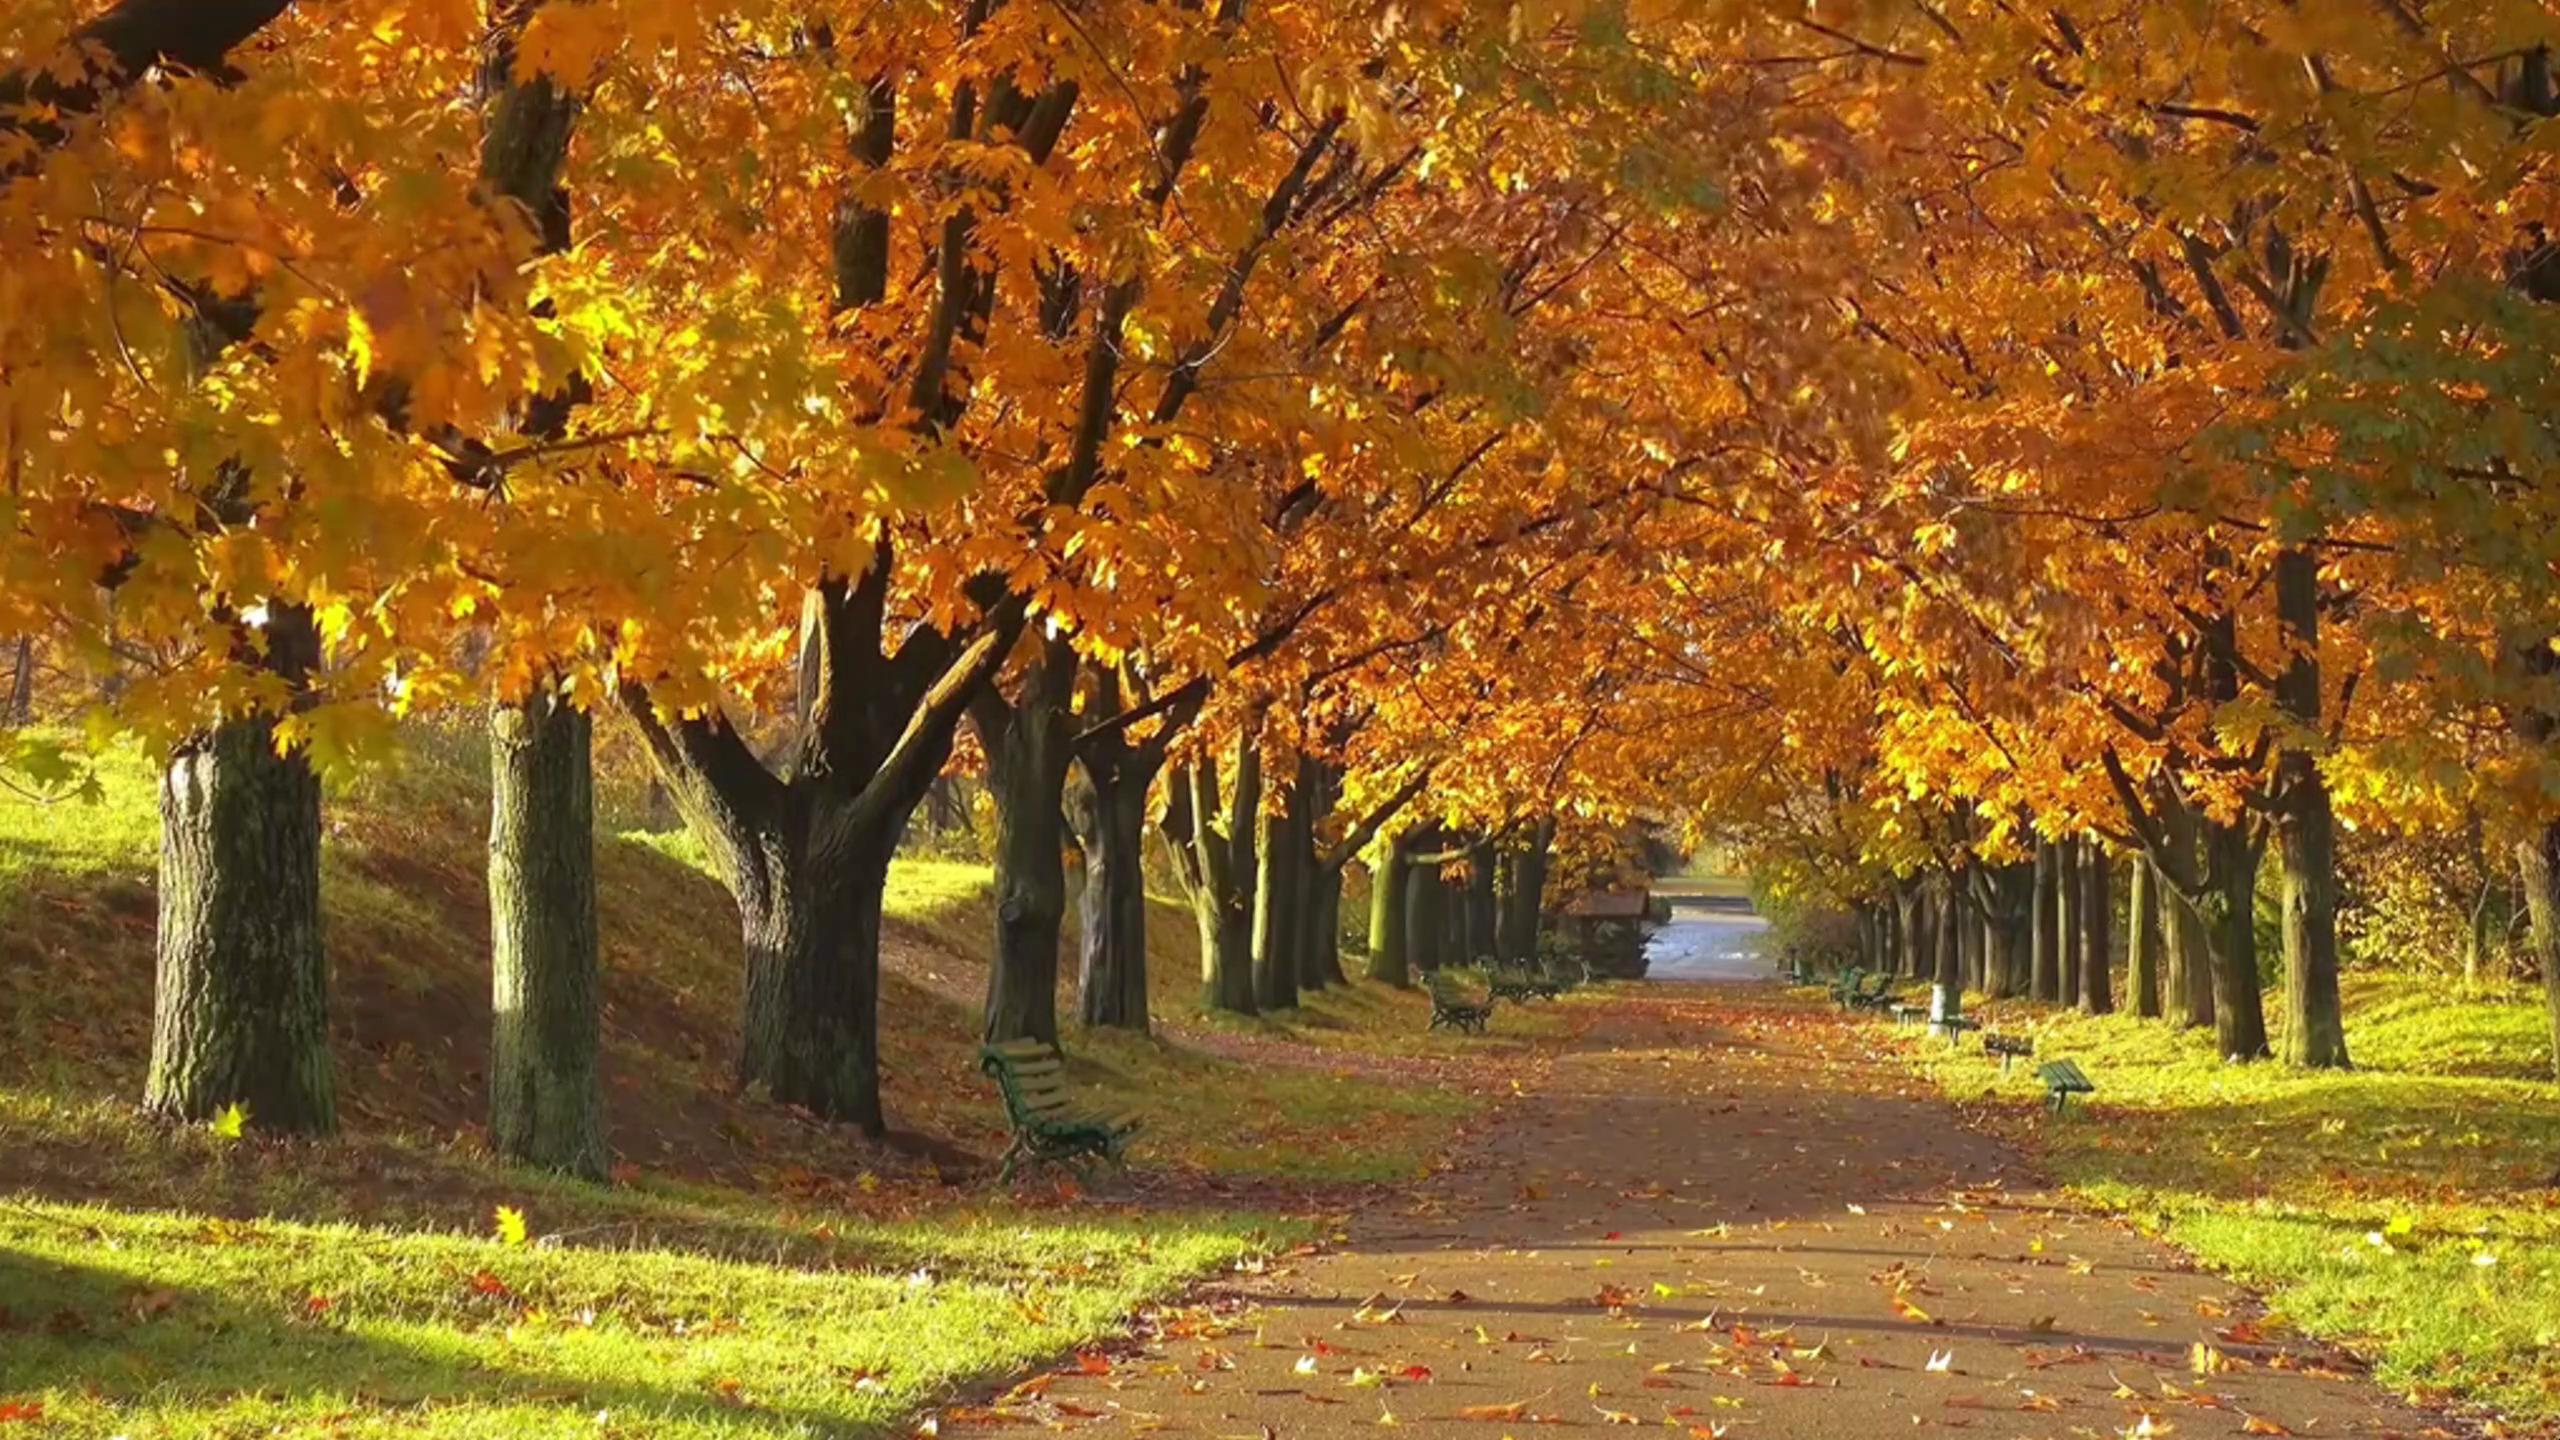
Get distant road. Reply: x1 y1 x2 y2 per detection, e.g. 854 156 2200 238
1643 894 1770 982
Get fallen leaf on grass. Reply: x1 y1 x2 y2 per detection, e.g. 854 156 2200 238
0 1402 41 1424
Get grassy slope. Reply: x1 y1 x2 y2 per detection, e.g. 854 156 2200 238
0 732 1534 1437
1890 975 2560 1421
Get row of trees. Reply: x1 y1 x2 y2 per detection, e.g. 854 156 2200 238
5 0 2557 1192
2 0 1737 1174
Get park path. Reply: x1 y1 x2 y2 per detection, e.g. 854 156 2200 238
960 984 2450 1440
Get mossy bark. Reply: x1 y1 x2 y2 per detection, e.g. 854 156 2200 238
2200 820 2272 1061
2128 855 2163 1019
487 693 605 1180
1252 771 1302 1012
1366 839 1411 986
2159 800 2215 1030
2272 548 2350 1068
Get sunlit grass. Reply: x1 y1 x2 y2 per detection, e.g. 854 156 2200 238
1899 977 2560 1419
3 725 1518 1436
0 1197 1286 1440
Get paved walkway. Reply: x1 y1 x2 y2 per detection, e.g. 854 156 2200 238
1643 906 1773 983
963 985 2443 1439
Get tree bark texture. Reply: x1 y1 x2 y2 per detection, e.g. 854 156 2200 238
146 606 332 1133
2273 547 2351 1068
2079 843 2114 1015
487 693 605 1179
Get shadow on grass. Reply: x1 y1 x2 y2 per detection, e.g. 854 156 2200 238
0 1248 885 1438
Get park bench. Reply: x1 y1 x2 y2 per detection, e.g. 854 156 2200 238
1889 1002 1929 1028
1539 955 1589 992
980 1039 1140 1182
2035 1058 2096 1115
1827 967 1867 1007
1483 961 1552 1003
1845 974 1897 1011
1427 971 1495 1034
1982 1032 2034 1073
1931 1014 1979 1042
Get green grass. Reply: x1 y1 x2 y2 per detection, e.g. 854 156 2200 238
1900 975 2560 1420
1 1197 1282 1439
1 727 1528 1435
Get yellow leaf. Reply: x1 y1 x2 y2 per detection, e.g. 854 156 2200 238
494 1205 529 1247
208 1102 249 1140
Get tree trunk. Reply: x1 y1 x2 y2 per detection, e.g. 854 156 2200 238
1933 875 1961 1004
1295 760 1340 992
2517 821 2560 1082
2031 839 2060 1002
2161 798 2215 1030
2128 855 2162 1019
1184 740 1259 1016
1512 818 1552 961
2056 839 2083 1008
5 636 31 724
2079 843 2114 1015
2272 547 2350 1067
729 829 893 1129
1956 873 1983 991
1309 860 1347 989
1897 881 1926 979
487 693 605 1179
1465 837 1498 967
1880 890 1901 973
2199 819 2271 1060
145 608 332 1134
1252 776 1302 1012
1407 849 1445 973
1366 839 1412 986
1070 763 1151 1030
978 639 1076 1047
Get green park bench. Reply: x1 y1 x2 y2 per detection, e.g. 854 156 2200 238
1845 974 1897 1011
979 1039 1140 1182
2035 1058 2096 1115
1786 958 1817 985
1483 961 1549 1003
1828 967 1867 1007
1539 954 1589 992
1427 971 1495 1034
1982 1032 2034 1073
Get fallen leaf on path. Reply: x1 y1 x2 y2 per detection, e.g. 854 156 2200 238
2240 1416 2291 1435
1595 1405 1642 1425
1455 1401 1529 1421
